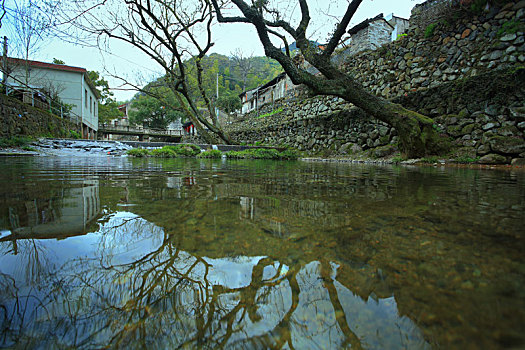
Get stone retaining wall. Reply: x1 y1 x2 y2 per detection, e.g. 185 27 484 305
224 2 525 163
226 68 525 162
0 93 78 139
343 1 525 98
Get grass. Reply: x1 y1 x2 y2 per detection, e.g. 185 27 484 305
391 155 405 163
420 156 441 163
256 107 284 119
0 136 34 148
128 144 300 161
127 148 150 157
197 149 223 158
127 144 202 158
497 19 524 37
424 23 438 38
454 155 480 164
69 130 81 139
225 148 299 160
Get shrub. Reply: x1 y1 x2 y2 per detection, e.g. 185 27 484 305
150 148 177 157
69 130 81 139
164 144 201 157
225 148 298 160
455 155 480 163
127 148 151 157
198 149 223 158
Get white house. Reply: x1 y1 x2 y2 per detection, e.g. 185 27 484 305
346 13 409 56
239 73 295 114
3 57 100 139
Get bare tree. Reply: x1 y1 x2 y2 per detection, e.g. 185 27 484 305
0 0 6 30
66 0 233 144
210 0 449 157
230 48 255 91
3 1 57 83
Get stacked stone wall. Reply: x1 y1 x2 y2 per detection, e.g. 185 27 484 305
223 2 525 163
343 1 525 98
0 93 79 139
410 0 458 29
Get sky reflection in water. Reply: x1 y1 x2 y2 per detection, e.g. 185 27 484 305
0 156 523 349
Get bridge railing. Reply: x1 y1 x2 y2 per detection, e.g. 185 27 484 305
99 124 183 136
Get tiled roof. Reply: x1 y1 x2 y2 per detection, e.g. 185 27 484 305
6 57 87 73
3 56 101 99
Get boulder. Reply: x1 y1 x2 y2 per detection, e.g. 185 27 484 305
478 153 509 164
489 136 525 154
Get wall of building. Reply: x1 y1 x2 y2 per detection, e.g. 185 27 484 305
80 74 98 132
347 20 394 56
6 64 99 136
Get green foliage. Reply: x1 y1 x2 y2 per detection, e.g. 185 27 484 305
257 108 284 119
497 19 524 37
424 23 438 38
396 33 408 40
22 145 36 151
69 130 81 139
98 100 124 124
420 156 441 163
127 148 150 157
144 53 282 111
391 155 405 163
165 144 201 157
455 155 480 163
150 148 177 157
278 149 300 160
86 70 126 125
0 136 33 148
469 0 488 13
87 71 113 101
225 148 298 160
217 95 242 113
127 144 202 158
197 149 223 158
52 58 65 65
129 87 184 129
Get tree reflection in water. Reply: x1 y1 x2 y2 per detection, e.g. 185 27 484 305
0 212 428 349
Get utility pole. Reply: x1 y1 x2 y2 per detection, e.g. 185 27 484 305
215 72 219 124
2 36 7 94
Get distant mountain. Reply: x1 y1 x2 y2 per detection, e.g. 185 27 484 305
134 53 283 101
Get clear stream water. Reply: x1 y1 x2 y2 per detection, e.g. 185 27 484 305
0 156 523 349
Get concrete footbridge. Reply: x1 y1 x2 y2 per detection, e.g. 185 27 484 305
98 125 183 142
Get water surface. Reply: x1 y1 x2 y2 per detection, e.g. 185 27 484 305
0 157 524 349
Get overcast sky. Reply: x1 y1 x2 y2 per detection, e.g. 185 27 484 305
1 0 425 101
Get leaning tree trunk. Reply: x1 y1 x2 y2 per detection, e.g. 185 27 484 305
307 74 448 158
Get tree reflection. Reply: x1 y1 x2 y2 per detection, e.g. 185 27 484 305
0 213 428 348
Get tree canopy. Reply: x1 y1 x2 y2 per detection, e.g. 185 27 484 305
87 70 124 124
129 86 184 130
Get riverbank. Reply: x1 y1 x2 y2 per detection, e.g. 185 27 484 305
1 138 524 170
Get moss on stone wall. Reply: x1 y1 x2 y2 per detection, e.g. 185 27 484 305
0 93 79 139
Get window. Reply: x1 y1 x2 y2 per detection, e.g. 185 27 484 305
85 89 88 108
90 96 92 113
